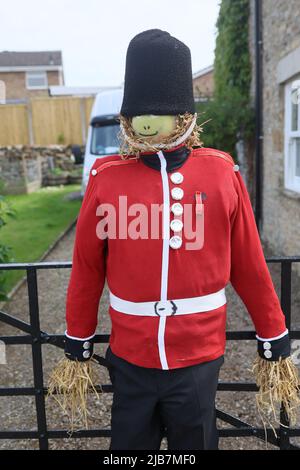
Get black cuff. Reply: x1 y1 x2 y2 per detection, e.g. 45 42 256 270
64 335 94 362
257 332 290 361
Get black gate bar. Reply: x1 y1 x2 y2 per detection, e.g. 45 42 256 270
0 257 299 450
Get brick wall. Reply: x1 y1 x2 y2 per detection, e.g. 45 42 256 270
249 0 300 268
193 71 214 100
0 70 61 101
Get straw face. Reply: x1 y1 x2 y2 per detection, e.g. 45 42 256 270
118 112 204 157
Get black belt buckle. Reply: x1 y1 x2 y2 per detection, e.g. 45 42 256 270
154 300 177 317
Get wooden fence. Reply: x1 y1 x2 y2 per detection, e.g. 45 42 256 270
0 96 94 146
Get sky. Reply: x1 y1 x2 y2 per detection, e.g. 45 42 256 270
0 0 221 87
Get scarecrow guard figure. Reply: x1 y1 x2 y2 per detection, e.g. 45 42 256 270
49 29 299 450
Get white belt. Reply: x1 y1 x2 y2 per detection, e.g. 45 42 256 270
109 288 226 317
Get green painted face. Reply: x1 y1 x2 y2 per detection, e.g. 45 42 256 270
131 115 176 143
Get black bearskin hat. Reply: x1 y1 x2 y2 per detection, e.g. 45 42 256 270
120 29 195 117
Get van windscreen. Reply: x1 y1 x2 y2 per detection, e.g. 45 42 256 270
91 122 120 156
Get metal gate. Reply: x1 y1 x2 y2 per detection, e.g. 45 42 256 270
0 258 300 450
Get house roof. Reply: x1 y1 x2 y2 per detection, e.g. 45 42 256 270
193 65 214 80
0 50 62 67
49 86 122 97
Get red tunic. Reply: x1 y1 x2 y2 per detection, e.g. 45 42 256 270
65 146 287 369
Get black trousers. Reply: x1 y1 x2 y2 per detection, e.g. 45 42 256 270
105 346 223 450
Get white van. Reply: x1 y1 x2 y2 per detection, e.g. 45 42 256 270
81 88 124 194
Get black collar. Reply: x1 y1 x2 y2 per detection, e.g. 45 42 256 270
140 145 191 173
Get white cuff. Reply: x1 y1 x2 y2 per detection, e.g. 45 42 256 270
255 328 288 342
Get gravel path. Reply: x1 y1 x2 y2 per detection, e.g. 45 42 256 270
0 227 299 450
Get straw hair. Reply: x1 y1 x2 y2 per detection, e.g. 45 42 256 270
118 112 204 158
47 358 101 430
252 355 300 428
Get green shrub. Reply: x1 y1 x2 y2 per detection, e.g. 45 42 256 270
57 132 65 144
0 185 15 300
197 91 255 158
197 0 254 159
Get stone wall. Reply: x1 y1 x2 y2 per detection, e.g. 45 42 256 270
0 145 81 194
249 0 300 271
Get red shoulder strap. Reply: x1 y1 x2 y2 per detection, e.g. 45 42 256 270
91 155 138 176
96 158 138 175
192 147 235 166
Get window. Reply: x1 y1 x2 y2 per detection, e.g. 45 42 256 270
0 80 6 104
26 71 48 89
91 122 120 156
284 79 300 192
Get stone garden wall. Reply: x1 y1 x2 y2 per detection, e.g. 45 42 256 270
0 145 84 194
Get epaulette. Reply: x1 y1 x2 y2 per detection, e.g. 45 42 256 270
90 155 138 177
192 147 239 172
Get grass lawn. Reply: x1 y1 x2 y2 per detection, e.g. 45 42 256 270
0 185 81 294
